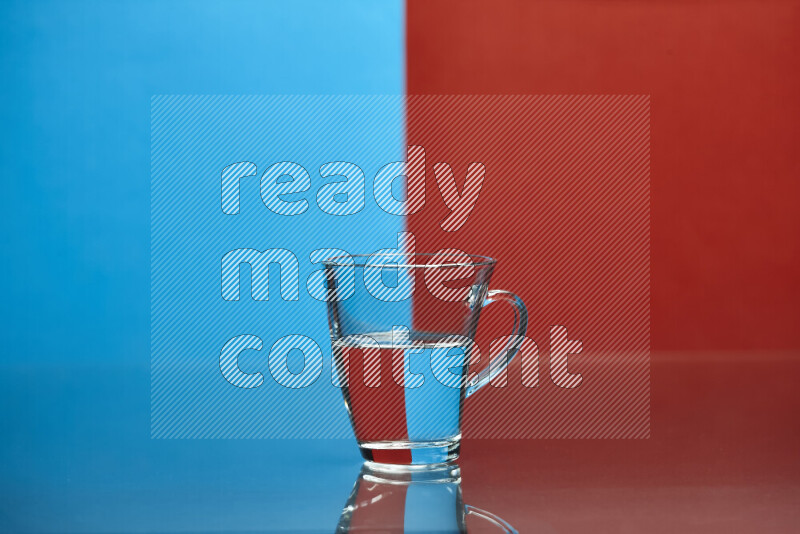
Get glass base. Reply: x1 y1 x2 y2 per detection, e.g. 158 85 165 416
358 438 461 468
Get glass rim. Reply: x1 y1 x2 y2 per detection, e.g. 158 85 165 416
322 252 497 269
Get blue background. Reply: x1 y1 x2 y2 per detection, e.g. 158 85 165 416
150 95 406 439
0 1 404 531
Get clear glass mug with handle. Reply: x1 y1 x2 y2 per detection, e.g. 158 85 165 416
324 251 527 468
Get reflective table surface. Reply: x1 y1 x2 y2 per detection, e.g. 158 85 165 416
1 350 798 533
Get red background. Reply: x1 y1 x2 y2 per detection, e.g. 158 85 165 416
407 1 800 531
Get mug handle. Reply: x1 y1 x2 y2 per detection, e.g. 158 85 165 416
465 289 528 398
464 505 518 533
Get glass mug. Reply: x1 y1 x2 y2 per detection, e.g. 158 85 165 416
336 463 518 533
324 252 528 467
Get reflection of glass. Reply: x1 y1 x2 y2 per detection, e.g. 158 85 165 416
336 464 517 533
324 253 528 468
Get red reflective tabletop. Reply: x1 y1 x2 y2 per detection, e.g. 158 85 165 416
459 351 800 532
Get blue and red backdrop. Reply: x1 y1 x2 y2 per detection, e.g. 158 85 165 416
1 1 798 532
